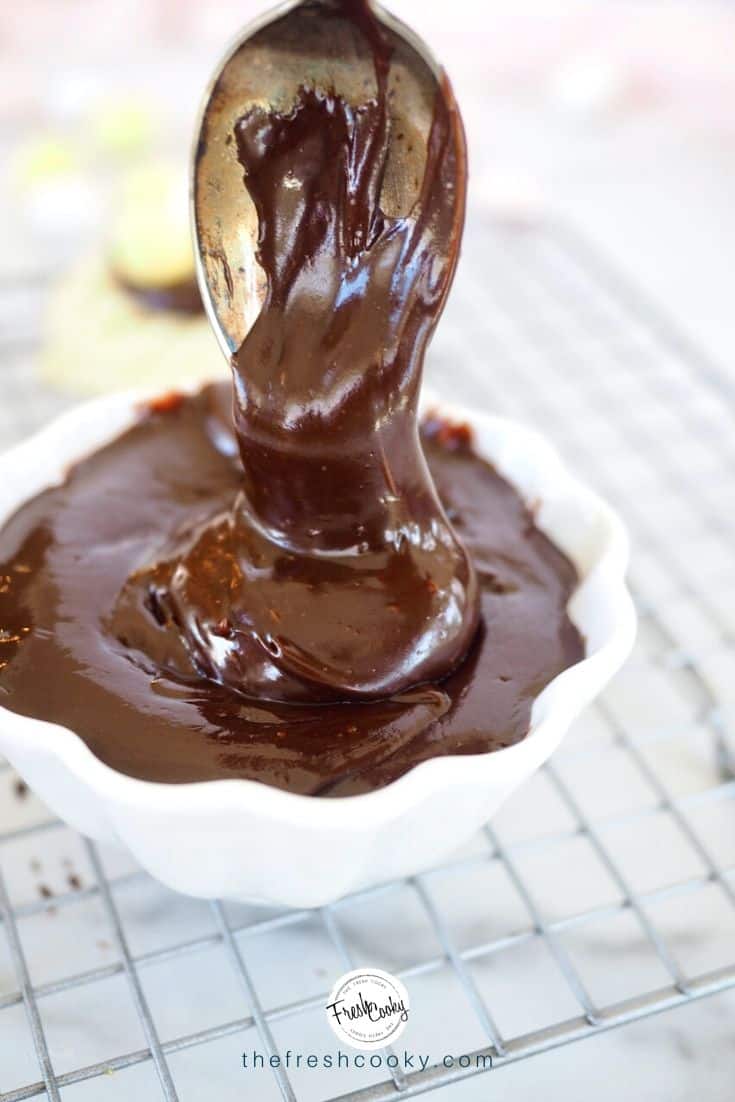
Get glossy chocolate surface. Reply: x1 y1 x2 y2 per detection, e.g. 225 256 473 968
0 386 582 795
0 0 583 795
116 1 479 705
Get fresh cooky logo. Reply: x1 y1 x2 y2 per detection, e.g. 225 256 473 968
325 969 410 1051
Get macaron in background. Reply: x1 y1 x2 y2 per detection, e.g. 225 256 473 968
39 158 227 394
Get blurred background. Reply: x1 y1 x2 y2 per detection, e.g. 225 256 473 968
2 0 735 364
1 3 735 1102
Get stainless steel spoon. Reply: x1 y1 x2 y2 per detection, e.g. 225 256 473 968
191 0 460 361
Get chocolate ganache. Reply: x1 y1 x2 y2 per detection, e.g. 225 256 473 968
112 2 478 704
0 1 584 795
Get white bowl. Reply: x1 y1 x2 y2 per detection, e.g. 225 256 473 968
0 388 635 907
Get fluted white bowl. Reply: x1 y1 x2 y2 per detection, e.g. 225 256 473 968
0 387 635 906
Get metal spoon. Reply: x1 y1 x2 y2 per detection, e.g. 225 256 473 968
191 0 461 361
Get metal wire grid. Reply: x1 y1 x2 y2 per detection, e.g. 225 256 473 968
0 217 734 1100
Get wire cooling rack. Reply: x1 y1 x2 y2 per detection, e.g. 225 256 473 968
1 215 734 1101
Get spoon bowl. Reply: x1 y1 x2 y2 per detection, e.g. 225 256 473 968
192 0 462 360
